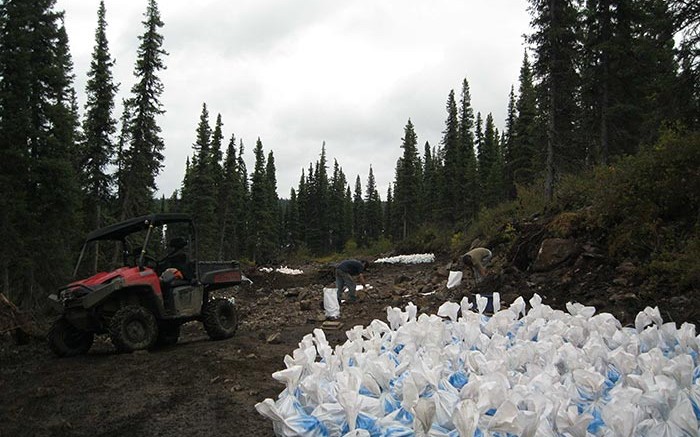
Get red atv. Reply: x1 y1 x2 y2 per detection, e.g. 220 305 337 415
47 213 245 356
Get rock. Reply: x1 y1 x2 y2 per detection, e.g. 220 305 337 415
616 261 637 275
394 275 410 285
609 292 637 303
299 299 314 311
266 332 282 344
612 277 629 287
284 288 300 298
532 238 578 272
669 296 690 307
298 289 314 301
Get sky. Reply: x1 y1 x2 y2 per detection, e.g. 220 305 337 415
56 0 532 199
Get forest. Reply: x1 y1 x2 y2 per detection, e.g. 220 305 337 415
0 0 698 309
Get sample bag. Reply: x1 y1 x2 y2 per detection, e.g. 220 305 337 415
446 271 463 289
323 287 340 319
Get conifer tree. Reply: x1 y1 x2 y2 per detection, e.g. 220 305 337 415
185 103 217 258
296 170 309 248
510 52 540 190
440 90 461 223
393 119 422 240
384 185 393 240
119 0 167 217
217 134 245 259
352 176 364 244
364 166 383 242
503 86 518 198
527 0 582 200
328 160 349 251
479 113 499 181
458 79 480 218
80 0 118 235
210 114 224 188
248 138 276 262
265 150 280 252
284 188 301 252
0 0 81 300
420 142 440 224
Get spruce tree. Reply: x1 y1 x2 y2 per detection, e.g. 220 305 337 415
352 176 364 244
384 185 393 241
119 0 168 217
185 103 217 258
0 0 81 300
420 142 440 224
510 52 540 190
248 138 276 262
527 0 582 200
210 114 224 188
265 150 280 253
458 79 480 218
80 0 119 236
364 166 383 242
440 90 461 223
503 86 518 198
218 134 244 258
329 160 349 251
581 0 678 165
392 119 422 240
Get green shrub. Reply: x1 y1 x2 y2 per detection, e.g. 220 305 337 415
592 132 700 260
396 225 451 255
465 201 520 245
552 171 596 211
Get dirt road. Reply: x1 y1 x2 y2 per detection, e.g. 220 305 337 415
0 261 445 436
1 250 694 436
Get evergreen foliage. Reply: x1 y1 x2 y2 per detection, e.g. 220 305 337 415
118 0 167 218
392 119 422 240
0 0 82 303
80 0 118 235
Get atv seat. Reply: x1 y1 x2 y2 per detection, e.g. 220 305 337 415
159 237 192 278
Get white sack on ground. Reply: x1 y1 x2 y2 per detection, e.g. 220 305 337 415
323 288 340 319
446 271 462 289
257 294 700 436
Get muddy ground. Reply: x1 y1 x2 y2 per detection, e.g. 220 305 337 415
1 239 697 436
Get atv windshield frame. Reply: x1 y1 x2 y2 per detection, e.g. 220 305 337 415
73 213 198 278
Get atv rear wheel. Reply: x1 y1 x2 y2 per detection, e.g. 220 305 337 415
109 305 158 352
202 298 239 340
48 318 94 357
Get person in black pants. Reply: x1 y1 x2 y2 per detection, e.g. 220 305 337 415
334 259 369 302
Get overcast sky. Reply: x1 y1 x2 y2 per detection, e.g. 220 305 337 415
56 0 532 199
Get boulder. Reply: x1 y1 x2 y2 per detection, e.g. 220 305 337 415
532 238 578 272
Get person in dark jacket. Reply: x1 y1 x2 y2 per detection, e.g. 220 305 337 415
335 259 369 302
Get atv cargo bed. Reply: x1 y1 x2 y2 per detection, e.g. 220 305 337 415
198 261 243 290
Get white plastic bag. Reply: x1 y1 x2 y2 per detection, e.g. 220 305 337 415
323 287 340 319
446 271 462 289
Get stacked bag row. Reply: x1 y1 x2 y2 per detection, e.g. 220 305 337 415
256 293 700 436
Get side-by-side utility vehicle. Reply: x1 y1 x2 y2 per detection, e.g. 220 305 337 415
48 213 245 356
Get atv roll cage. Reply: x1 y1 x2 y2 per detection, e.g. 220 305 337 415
72 213 198 278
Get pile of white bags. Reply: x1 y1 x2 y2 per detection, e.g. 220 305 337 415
375 254 435 264
256 294 700 436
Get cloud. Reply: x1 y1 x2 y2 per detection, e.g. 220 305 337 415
57 0 531 200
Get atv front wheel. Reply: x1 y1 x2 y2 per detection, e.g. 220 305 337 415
48 318 94 357
202 298 239 340
109 305 158 352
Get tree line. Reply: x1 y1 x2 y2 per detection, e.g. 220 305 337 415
0 0 698 306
